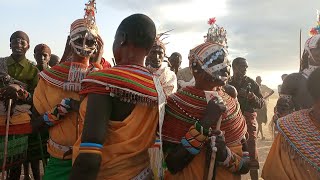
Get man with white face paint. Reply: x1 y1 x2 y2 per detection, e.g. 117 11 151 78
162 18 249 180
31 1 103 179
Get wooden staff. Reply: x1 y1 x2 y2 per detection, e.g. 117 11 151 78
206 117 223 180
1 99 12 180
299 28 302 61
299 29 302 72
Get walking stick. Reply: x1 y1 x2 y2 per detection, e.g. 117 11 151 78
205 117 223 180
299 29 302 72
1 99 12 180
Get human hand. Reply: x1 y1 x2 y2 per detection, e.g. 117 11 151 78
201 96 226 129
247 92 255 99
210 130 228 162
92 34 104 64
238 88 248 98
70 153 101 180
0 84 25 101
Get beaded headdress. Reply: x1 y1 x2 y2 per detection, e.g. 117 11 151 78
69 0 99 57
152 30 172 54
304 10 320 65
189 42 230 81
204 18 227 47
70 0 98 37
309 10 320 36
188 18 230 81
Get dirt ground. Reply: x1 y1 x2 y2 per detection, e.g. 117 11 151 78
242 94 278 180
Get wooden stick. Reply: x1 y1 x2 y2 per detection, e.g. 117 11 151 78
299 28 302 61
1 99 12 180
206 117 223 180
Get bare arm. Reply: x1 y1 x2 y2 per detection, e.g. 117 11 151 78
31 98 80 132
248 82 265 109
264 89 274 99
70 94 112 180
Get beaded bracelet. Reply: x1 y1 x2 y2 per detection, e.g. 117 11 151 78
185 131 205 149
42 98 72 126
181 124 210 155
238 151 250 171
219 148 243 173
58 98 72 116
181 138 200 155
188 126 208 142
194 121 212 136
43 112 55 126
79 142 103 156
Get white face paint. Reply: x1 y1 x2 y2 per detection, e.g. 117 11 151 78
70 29 98 57
202 48 230 82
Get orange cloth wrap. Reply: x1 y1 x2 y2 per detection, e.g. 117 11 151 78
72 96 159 179
33 78 80 159
165 145 243 180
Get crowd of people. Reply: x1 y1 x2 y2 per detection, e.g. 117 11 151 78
0 1 319 180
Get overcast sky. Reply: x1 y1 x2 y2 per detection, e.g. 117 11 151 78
1 0 319 88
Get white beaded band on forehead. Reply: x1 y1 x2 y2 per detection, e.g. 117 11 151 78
204 56 230 75
189 42 229 75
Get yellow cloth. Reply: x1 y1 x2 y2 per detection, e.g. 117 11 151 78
165 145 243 180
72 97 159 180
33 78 80 159
0 112 30 125
262 134 318 180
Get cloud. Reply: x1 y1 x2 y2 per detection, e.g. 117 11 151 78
99 0 320 82
219 0 320 71
99 0 189 11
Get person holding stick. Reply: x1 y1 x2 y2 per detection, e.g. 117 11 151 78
0 31 39 180
31 1 103 179
161 22 249 178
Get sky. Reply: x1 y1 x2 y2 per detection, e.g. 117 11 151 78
1 0 320 89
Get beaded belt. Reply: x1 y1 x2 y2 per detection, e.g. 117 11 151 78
131 167 153 180
48 138 72 153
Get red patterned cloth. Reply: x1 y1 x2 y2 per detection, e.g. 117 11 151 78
80 65 158 105
39 61 89 91
0 123 32 135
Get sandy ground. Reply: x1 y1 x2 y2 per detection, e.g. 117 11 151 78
242 94 278 180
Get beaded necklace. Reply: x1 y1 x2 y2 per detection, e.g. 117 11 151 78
163 86 247 145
